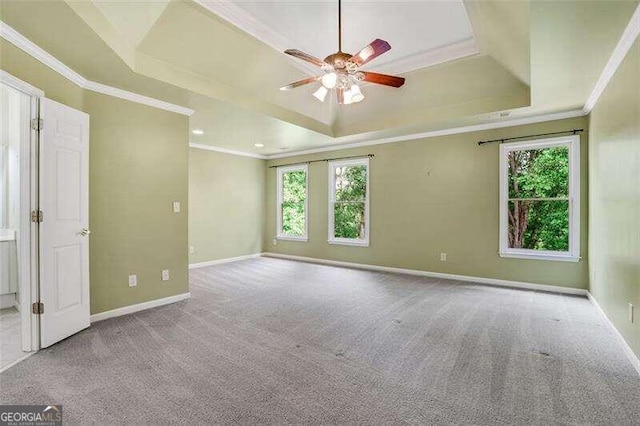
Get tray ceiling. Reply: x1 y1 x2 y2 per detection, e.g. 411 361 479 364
1 0 637 156
197 0 479 75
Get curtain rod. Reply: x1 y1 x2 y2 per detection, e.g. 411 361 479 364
477 129 584 146
268 154 374 169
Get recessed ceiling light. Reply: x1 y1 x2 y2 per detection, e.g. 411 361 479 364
254 143 264 148
192 129 204 135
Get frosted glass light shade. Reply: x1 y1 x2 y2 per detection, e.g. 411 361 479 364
321 73 338 89
313 86 328 102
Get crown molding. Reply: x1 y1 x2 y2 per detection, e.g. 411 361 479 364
193 0 478 77
1 21 87 87
264 109 587 159
583 2 640 114
377 38 479 75
0 21 195 116
84 81 194 116
6 2 635 160
189 143 267 159
192 0 318 76
189 109 586 160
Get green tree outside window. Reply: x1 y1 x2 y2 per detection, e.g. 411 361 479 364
281 170 306 236
333 165 367 239
507 146 570 251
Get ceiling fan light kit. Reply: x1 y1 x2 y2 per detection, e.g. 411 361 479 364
279 0 405 105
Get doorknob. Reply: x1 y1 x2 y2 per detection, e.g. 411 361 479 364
79 228 91 236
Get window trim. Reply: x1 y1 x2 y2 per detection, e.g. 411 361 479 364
328 157 370 247
276 164 309 242
499 135 580 262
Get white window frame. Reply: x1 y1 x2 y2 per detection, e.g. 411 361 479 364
276 164 308 242
499 135 580 262
328 157 370 247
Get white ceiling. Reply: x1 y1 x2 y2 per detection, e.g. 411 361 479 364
200 0 478 75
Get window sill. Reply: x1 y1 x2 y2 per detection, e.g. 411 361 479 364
499 252 580 262
328 238 369 247
276 235 308 242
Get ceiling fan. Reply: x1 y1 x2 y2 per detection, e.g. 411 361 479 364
279 0 405 105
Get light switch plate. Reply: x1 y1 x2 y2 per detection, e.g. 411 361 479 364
173 201 180 213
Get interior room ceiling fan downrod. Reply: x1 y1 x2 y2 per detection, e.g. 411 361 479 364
279 0 405 105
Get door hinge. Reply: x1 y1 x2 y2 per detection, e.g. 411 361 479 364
31 209 43 223
32 302 44 315
30 118 43 131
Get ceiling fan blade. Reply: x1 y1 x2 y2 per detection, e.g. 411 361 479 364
350 39 391 66
279 76 321 91
284 49 328 67
336 88 344 105
362 72 405 88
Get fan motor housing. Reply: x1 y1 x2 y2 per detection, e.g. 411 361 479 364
324 52 353 70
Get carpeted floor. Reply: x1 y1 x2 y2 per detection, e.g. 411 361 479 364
0 257 638 424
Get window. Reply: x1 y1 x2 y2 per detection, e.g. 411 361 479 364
276 164 308 241
328 158 369 246
499 135 580 262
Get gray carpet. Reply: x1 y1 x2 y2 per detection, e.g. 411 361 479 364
1 257 638 424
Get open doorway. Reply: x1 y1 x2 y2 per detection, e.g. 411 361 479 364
1 71 91 370
0 72 41 371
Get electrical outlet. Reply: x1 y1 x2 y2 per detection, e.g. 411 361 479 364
128 274 137 287
189 246 195 255
440 253 447 262
272 239 278 246
162 269 170 281
629 303 634 323
173 201 180 213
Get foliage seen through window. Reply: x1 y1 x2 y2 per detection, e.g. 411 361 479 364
507 146 570 251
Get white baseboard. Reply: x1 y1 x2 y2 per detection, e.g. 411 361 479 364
0 293 16 309
262 252 588 296
588 292 640 376
189 253 263 269
90 292 191 323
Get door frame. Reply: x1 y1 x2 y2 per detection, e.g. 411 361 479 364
0 70 43 353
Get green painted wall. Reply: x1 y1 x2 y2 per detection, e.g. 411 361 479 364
265 116 589 289
86 93 189 314
0 40 83 110
589 38 639 359
1 40 189 315
189 148 265 264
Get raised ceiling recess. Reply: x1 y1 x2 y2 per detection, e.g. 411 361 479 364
7 0 635 156
197 0 479 76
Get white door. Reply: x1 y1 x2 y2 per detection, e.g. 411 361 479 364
39 98 90 348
